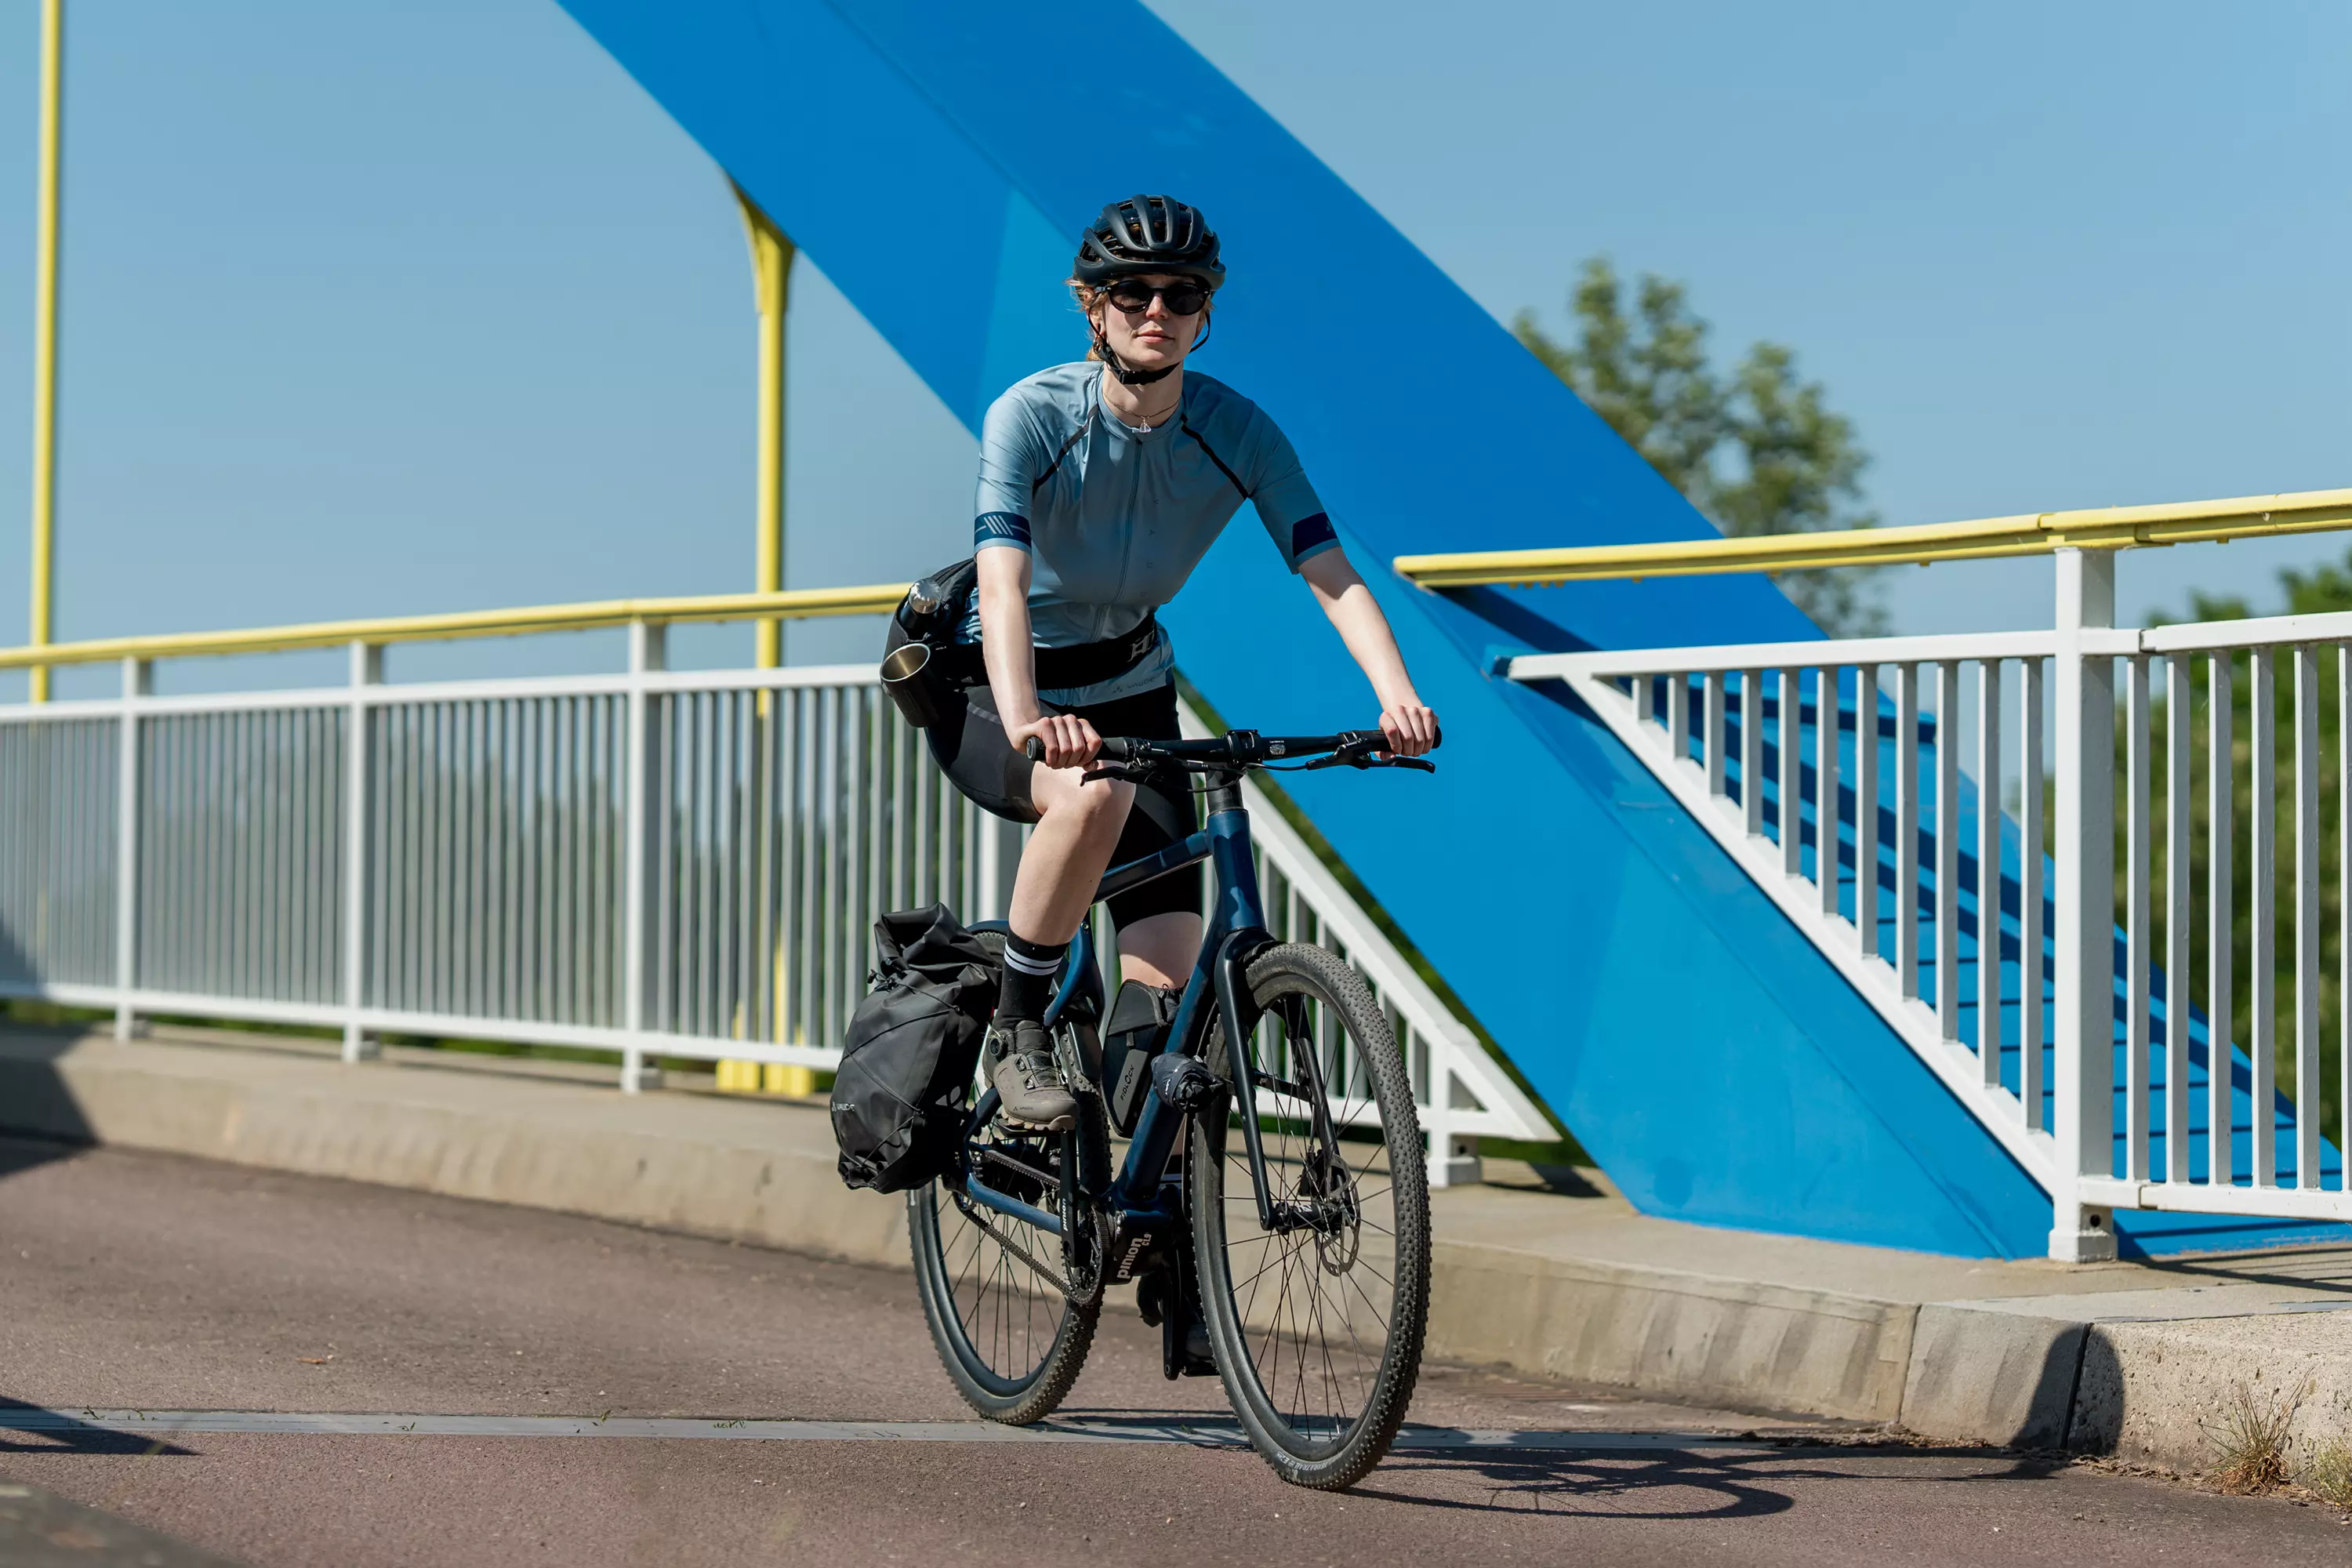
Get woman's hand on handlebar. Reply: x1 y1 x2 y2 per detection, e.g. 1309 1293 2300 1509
1014 713 1103 771
1379 702 1440 759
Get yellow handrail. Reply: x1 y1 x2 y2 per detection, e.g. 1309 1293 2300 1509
0 583 912 672
1393 485 2352 589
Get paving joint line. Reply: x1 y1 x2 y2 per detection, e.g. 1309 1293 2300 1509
0 1408 1780 1453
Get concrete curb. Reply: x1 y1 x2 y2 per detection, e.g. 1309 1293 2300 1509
1901 1303 2085 1448
1428 1240 1916 1423
10 1030 2352 1479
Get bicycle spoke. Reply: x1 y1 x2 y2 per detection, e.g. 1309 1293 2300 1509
1342 1265 1394 1334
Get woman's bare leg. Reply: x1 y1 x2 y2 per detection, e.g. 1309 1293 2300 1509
1116 912 1201 989
1007 764 1134 942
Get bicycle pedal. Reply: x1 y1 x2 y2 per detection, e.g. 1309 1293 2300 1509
1149 1053 1222 1113
1052 1025 1098 1095
995 1110 1076 1134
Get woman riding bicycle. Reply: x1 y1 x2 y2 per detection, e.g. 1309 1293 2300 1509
924 194 1438 1132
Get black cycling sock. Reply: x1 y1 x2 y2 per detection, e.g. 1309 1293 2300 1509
996 933 1067 1026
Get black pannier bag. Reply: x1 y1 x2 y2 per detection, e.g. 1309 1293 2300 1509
830 905 999 1192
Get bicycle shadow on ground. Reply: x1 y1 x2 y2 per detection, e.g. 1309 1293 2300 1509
1343 1440 2065 1520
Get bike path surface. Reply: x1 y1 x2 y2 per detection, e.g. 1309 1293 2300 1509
3 1138 2345 1566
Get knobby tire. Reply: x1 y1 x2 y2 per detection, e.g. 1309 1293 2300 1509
1189 941 1432 1489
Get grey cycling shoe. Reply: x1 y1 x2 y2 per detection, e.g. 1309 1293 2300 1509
989 1020 1076 1132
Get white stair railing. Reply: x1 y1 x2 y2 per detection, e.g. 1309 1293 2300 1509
1513 547 2351 1257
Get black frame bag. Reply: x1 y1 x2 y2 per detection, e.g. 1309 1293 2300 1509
830 904 998 1192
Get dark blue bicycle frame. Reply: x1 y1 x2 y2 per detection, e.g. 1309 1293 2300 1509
959 781 1279 1232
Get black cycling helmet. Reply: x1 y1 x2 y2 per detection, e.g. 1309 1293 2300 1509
1073 195 1225 290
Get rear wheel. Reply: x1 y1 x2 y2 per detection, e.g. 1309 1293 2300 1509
1189 942 1431 1489
909 925 1102 1425
908 1117 1100 1425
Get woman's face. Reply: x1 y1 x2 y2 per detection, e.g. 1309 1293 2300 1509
1091 272 1207 375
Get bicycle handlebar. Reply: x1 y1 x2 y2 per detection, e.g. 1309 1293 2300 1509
1021 725 1440 772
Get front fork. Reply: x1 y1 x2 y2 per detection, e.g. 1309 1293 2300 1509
1211 927 1286 1233
1215 932 1349 1237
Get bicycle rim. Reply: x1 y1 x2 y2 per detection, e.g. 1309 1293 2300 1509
909 1115 1098 1423
1192 942 1430 1488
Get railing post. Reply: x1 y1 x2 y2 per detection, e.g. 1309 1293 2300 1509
2051 546 2118 1261
341 641 381 1062
111 656 149 1039
976 815 1022 923
1896 663 1921 1000
622 620 667 1092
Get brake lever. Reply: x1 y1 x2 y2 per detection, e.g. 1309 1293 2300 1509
1299 747 1436 774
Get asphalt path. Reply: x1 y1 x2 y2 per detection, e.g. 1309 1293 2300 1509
2 1135 2346 1566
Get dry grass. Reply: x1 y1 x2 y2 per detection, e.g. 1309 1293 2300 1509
2304 1439 2352 1508
2205 1376 2310 1494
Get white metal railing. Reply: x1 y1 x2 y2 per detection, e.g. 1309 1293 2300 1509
0 633 1547 1185
1514 548 2352 1255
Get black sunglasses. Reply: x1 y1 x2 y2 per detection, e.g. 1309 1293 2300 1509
1105 278 1212 316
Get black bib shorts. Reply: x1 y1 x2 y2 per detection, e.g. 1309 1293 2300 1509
922 677 1204 930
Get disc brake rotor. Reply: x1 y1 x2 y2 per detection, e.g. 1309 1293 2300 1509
1300 1142 1361 1276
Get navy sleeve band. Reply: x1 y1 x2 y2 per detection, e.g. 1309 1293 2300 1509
1289 513 1338 559
975 511 1032 548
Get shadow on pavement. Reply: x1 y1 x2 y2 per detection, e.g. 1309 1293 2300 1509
0 1400 197 1458
1348 1441 2061 1519
0 1399 196 1458
0 885 98 1179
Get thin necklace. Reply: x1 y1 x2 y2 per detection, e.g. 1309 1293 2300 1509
1102 370 1180 431
1115 394 1180 431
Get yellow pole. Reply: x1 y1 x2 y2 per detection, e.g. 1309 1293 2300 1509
27 0 61 704
732 186 811 1095
736 186 793 670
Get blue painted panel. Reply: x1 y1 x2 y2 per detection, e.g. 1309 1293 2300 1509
554 0 2342 1258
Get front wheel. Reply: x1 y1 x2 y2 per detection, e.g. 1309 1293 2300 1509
1189 942 1432 1490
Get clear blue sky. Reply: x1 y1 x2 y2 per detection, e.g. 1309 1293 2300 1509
0 0 2344 697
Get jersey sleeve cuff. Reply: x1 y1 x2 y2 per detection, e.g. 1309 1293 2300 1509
974 511 1033 552
1285 512 1341 572
1290 537 1343 572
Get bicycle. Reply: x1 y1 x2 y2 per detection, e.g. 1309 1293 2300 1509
906 724 1437 1490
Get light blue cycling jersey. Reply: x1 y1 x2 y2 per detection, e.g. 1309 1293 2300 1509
962 360 1339 703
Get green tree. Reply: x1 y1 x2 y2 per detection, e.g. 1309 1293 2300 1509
1515 257 1886 635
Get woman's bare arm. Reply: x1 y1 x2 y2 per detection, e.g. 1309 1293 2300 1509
976 546 1101 768
1300 550 1439 757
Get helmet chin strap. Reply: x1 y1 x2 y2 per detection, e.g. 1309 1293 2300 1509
1091 329 1179 387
